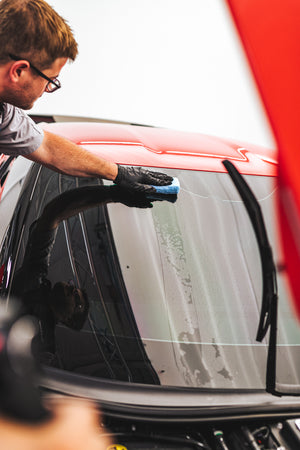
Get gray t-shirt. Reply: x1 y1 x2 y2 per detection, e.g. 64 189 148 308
0 102 44 156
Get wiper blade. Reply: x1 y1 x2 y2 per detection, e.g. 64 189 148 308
222 159 300 396
222 160 277 341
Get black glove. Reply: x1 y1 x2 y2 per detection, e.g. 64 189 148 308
109 185 154 208
114 165 173 194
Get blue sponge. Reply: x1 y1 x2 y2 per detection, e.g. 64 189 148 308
152 177 180 194
146 177 180 203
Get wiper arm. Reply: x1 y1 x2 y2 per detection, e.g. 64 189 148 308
222 159 300 396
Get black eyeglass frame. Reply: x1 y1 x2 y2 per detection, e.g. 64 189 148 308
9 54 61 93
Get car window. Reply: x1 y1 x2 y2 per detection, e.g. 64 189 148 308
1 165 299 391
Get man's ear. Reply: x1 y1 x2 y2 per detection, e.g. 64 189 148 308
9 60 30 82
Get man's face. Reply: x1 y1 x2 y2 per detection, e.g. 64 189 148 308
51 281 88 327
4 57 67 110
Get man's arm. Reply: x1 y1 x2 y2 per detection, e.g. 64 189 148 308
25 130 118 180
36 185 154 231
26 129 173 193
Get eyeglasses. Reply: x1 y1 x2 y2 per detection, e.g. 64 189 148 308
9 54 61 93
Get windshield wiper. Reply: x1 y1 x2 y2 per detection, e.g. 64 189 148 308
223 159 300 396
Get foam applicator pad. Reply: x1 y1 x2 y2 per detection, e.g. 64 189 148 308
152 177 180 194
146 177 180 203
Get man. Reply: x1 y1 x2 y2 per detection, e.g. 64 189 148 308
0 0 171 447
0 0 172 192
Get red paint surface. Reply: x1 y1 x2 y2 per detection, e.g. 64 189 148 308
225 0 300 319
43 122 277 176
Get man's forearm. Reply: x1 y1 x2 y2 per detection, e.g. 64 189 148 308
26 130 118 180
25 130 173 194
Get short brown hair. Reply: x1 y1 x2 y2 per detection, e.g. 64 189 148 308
0 0 78 68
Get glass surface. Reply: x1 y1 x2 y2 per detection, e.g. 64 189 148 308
2 166 300 390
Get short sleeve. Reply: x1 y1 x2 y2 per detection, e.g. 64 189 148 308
0 103 44 156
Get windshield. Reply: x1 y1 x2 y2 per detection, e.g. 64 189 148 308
2 166 300 390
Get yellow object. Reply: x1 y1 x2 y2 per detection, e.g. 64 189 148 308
107 446 128 450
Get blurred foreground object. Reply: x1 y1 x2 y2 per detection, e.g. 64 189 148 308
0 397 112 450
0 300 111 449
226 0 300 320
0 300 49 422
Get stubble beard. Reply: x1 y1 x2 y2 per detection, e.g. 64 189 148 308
1 84 37 110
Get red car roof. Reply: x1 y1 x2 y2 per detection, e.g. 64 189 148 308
43 122 277 176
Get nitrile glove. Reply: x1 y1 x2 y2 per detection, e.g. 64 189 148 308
109 185 154 208
114 165 173 194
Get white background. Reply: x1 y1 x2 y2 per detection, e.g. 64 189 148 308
31 0 275 148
